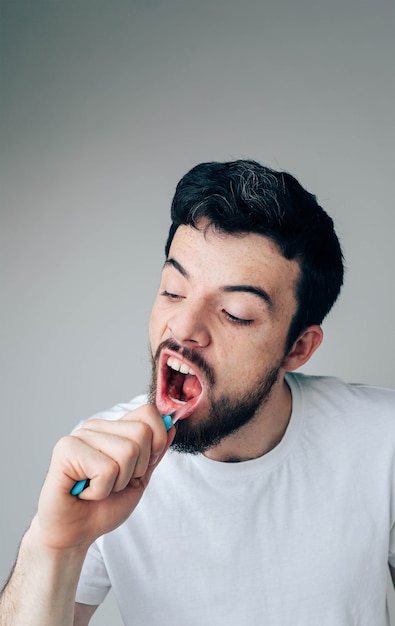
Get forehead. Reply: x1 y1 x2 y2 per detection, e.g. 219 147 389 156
167 223 301 305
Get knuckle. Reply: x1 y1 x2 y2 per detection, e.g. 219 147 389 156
134 420 152 439
53 435 73 456
124 438 141 459
102 456 119 478
81 418 101 430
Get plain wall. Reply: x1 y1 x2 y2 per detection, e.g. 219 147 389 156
1 1 394 624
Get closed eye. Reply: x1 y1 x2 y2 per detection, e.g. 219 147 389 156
161 290 183 301
223 310 254 326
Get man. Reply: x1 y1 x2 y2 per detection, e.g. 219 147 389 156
1 160 395 626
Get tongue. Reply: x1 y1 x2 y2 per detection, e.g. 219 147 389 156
181 374 202 401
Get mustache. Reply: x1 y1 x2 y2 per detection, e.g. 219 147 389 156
153 339 215 386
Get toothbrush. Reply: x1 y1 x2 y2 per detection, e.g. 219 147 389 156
70 413 177 496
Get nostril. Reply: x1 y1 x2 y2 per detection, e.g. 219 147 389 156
168 323 210 349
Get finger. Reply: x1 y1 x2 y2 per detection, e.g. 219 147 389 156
52 435 121 500
119 405 170 459
72 422 154 492
140 425 176 485
78 414 156 476
80 407 168 461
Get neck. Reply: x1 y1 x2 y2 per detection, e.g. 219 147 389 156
203 376 292 463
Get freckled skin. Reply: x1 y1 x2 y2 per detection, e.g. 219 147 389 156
149 222 323 461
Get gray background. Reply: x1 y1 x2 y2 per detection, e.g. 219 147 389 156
1 1 394 623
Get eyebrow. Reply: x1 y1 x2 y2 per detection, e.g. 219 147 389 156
164 258 189 278
164 258 274 311
222 285 273 311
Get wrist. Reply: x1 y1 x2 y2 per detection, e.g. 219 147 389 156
22 516 87 608
24 515 89 571
0 518 89 626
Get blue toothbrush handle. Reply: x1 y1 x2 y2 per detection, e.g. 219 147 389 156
70 478 90 496
70 414 175 496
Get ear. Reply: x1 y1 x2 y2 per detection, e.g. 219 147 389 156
282 325 323 372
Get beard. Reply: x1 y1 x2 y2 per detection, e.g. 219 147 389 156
148 341 284 455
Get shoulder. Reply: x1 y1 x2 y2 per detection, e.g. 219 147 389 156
289 372 395 411
91 394 148 419
288 372 395 445
73 394 148 429
286 374 395 478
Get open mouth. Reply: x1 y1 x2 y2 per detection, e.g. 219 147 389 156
156 350 205 422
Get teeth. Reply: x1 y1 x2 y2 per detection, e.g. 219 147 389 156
167 357 195 376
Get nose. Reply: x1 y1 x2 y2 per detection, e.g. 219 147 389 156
167 301 210 348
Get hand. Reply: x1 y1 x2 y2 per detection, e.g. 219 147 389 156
34 405 175 552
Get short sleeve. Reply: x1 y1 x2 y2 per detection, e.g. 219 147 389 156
72 395 148 431
389 509 395 568
75 541 111 606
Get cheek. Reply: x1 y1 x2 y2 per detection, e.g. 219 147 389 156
221 329 284 377
217 337 261 379
148 303 161 350
148 299 171 352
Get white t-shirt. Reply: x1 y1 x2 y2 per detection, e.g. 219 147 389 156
76 373 395 625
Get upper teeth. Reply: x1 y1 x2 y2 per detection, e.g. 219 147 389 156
167 357 195 376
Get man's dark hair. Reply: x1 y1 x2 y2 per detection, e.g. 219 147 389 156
165 159 344 352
